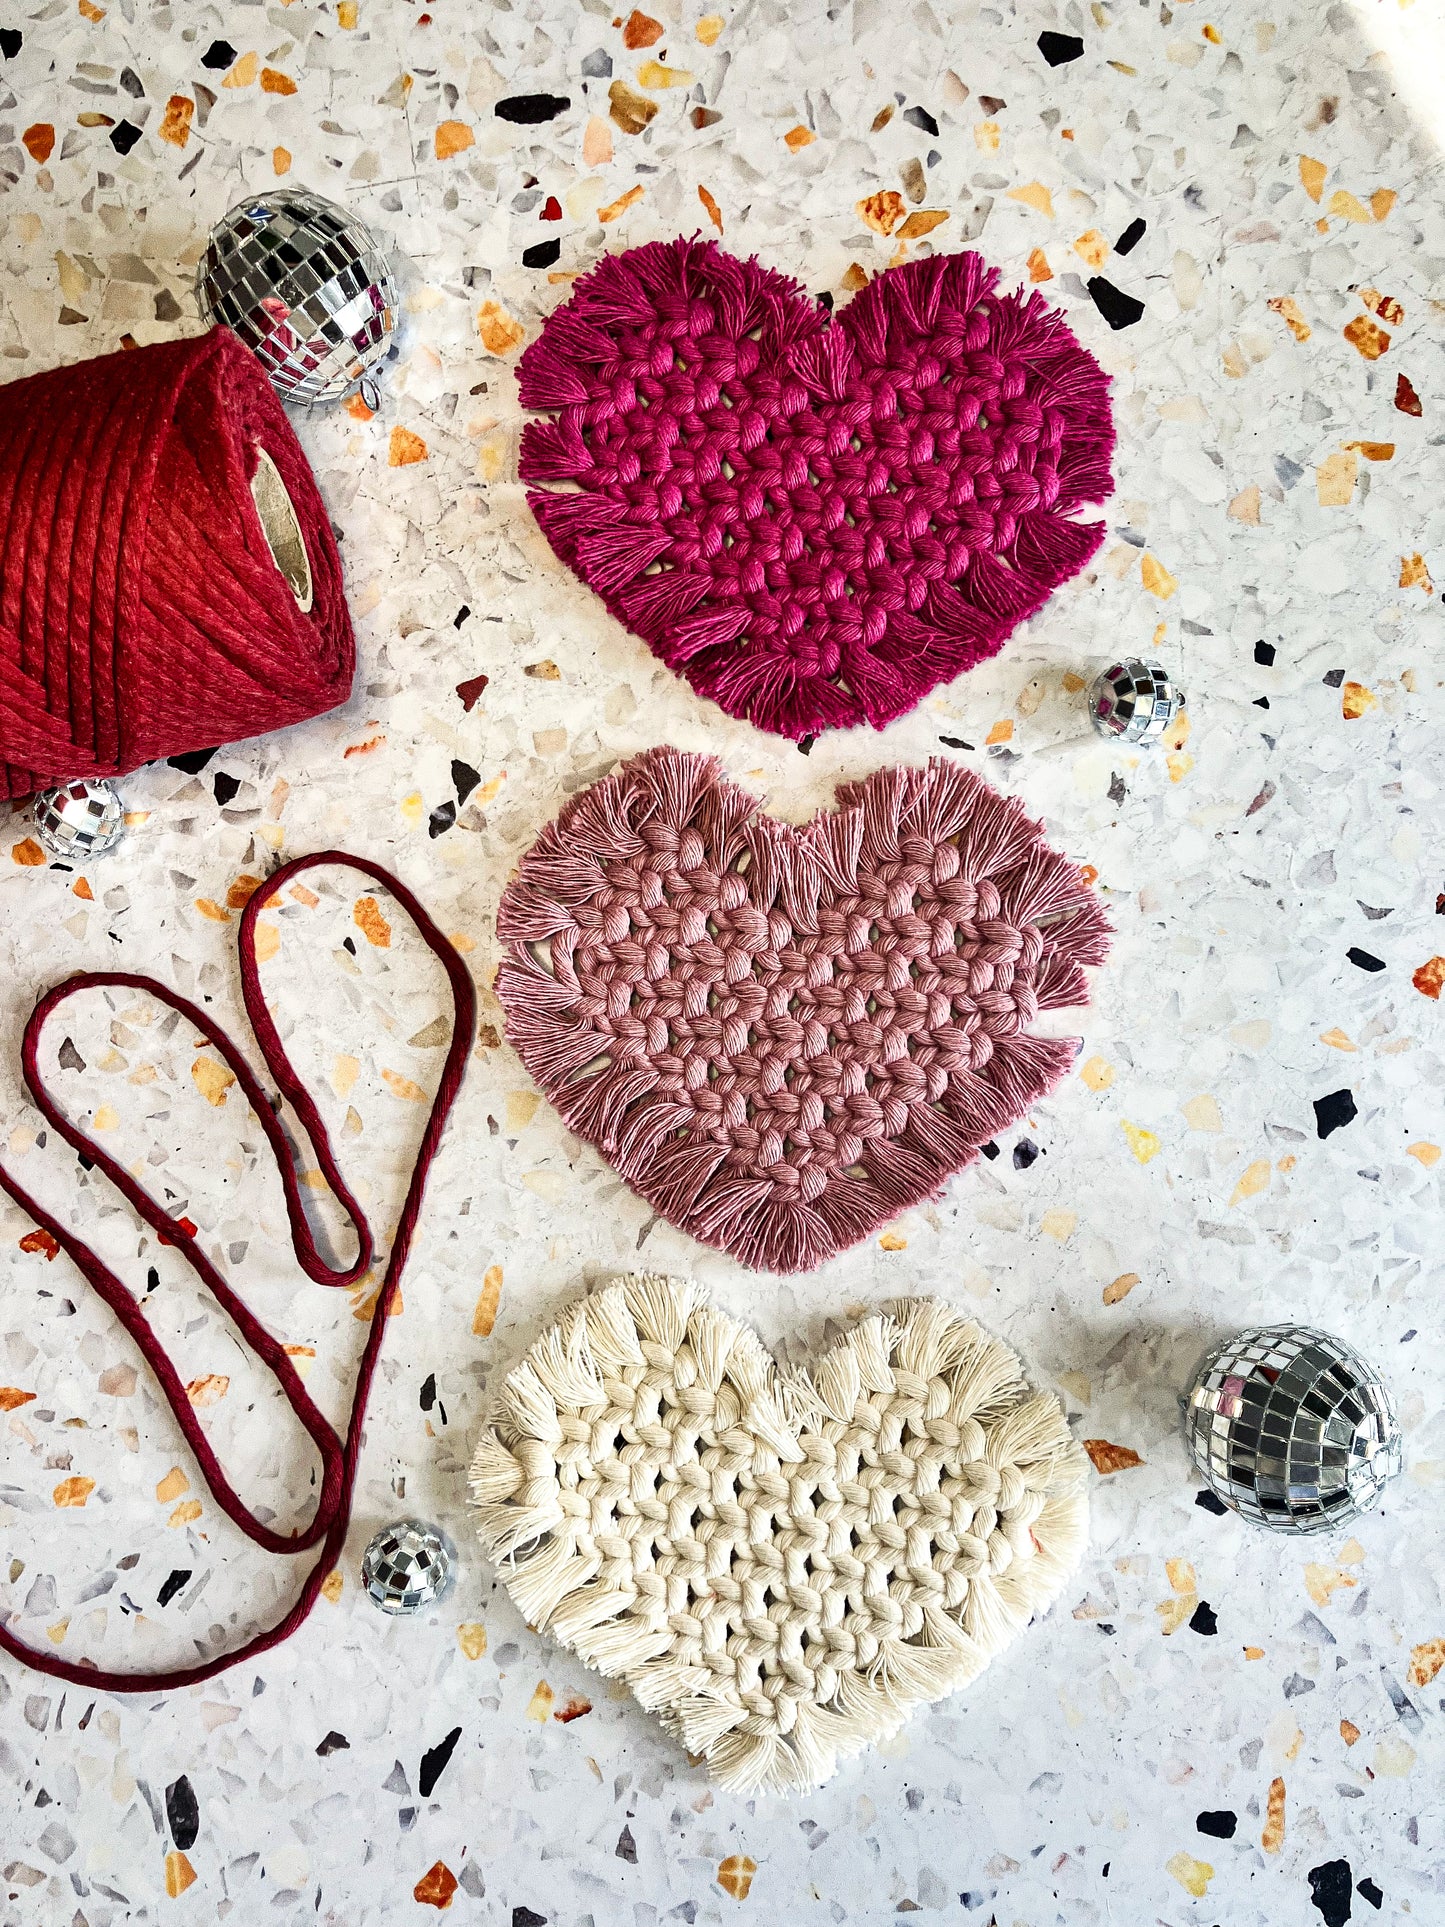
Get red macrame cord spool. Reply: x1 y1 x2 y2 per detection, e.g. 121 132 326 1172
0 853 475 1691
0 327 355 802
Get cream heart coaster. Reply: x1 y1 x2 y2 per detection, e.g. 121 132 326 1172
470 1274 1088 1795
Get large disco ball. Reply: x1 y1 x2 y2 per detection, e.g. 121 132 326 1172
196 186 397 405
1181 1325 1402 1534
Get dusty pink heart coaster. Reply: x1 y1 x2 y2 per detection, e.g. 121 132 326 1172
497 749 1109 1272
518 239 1114 742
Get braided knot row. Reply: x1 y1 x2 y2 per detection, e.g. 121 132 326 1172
564 838 1038 1185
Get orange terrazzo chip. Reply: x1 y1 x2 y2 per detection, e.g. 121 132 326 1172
717 1856 757 1901
413 1862 458 1909
622 9 663 46
158 96 194 147
477 300 526 355
388 426 427 466
354 895 393 946
434 120 474 160
1084 1439 1144 1474
1343 314 1390 360
857 190 906 235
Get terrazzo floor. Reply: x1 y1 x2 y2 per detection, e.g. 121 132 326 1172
3 0 1445 1921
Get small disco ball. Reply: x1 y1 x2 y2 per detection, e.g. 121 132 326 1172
33 778 125 859
1181 1325 1403 1534
361 1519 454 1615
196 186 397 405
1088 657 1185 745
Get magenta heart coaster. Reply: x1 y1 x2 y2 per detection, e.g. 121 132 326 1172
518 239 1114 741
496 748 1110 1272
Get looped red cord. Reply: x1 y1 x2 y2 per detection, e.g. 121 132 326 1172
0 851 475 1691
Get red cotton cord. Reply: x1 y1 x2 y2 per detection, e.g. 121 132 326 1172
0 852 476 1692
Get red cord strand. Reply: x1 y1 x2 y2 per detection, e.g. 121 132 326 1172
0 851 475 1690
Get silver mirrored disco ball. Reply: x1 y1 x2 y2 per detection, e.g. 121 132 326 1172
33 778 125 859
1088 657 1184 745
197 186 397 405
1181 1325 1402 1534
361 1519 454 1615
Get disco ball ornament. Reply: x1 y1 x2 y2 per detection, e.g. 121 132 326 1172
196 186 398 405
1088 657 1184 745
361 1520 454 1615
33 778 125 859
1181 1325 1402 1534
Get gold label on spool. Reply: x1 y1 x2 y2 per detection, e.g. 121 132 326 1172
250 445 314 614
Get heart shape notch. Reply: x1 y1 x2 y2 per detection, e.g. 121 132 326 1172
518 239 1114 740
471 1274 1088 1795
497 748 1109 1273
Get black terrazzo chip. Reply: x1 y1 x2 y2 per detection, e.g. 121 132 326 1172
1197 1810 1237 1839
418 1726 462 1797
1087 277 1144 329
156 1569 191 1607
1114 217 1146 255
109 122 143 154
1255 640 1276 665
903 104 939 135
1308 1860 1354 1927
1189 1600 1218 1636
1314 1089 1358 1139
495 93 570 124
169 746 218 774
1 28 23 56
201 39 236 68
523 238 562 269
1347 948 1386 972
212 771 241 806
165 1775 199 1852
1195 1488 1229 1515
1038 30 1085 63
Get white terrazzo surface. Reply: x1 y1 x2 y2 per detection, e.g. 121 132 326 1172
2 0 1445 1921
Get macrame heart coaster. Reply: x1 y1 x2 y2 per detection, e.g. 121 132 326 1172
497 748 1109 1273
471 1275 1088 1796
518 238 1114 740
